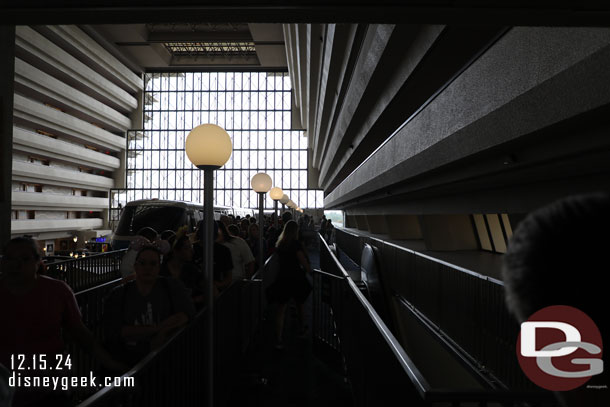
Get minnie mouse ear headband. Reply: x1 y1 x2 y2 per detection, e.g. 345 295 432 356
129 236 150 251
130 235 170 255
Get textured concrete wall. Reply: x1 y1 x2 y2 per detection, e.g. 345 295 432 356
325 27 610 213
365 215 387 234
420 215 478 251
386 215 422 240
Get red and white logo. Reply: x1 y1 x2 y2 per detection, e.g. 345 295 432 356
517 305 603 391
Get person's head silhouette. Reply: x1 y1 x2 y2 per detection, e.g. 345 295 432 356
503 192 609 406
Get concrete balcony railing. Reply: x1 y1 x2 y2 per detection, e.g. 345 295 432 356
12 191 108 211
13 127 120 172
13 94 125 152
12 161 114 191
15 26 137 113
15 58 132 133
38 25 143 94
11 218 104 234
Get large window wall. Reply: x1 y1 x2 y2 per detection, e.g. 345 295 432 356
121 71 323 210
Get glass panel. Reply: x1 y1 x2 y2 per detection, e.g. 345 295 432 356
280 171 289 189
137 70 316 210
275 151 283 168
316 191 324 208
299 171 307 188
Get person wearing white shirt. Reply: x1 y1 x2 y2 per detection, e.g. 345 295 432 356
217 222 255 281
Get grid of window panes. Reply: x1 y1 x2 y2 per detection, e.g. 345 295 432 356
127 72 323 209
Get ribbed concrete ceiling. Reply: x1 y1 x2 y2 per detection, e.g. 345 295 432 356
83 23 287 72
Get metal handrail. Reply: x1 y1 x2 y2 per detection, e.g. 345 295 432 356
45 249 127 293
318 233 431 398
321 230 552 405
77 278 261 407
336 227 503 285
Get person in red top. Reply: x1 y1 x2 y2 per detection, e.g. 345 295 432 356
0 237 124 406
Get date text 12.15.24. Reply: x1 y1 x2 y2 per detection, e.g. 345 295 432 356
10 354 72 371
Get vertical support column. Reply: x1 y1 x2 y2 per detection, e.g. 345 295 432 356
203 168 214 407
273 200 278 229
258 192 264 276
0 26 15 254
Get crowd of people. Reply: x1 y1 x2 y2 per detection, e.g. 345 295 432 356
3 194 608 406
0 210 323 406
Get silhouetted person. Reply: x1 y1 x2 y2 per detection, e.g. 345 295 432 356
247 223 268 273
120 226 169 280
104 246 195 367
193 220 233 296
320 217 327 237
217 221 255 281
503 192 609 407
267 221 312 349
325 219 335 243
1 237 124 405
161 231 205 308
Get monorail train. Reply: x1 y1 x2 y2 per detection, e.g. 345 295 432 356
110 199 254 249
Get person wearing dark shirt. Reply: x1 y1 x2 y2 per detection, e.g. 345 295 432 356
103 246 195 366
0 237 124 405
268 220 312 349
161 231 205 308
247 223 268 274
192 220 233 295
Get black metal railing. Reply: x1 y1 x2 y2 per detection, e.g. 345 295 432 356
316 234 555 407
334 227 362 266
334 227 529 389
311 269 344 371
68 278 124 402
45 250 126 293
76 278 261 407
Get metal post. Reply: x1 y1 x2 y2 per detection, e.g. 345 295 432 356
258 192 264 277
204 167 214 407
0 26 15 255
273 200 278 230
258 193 265 328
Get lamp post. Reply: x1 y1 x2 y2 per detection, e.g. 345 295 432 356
269 187 283 230
251 173 272 277
185 123 232 407
280 194 289 218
